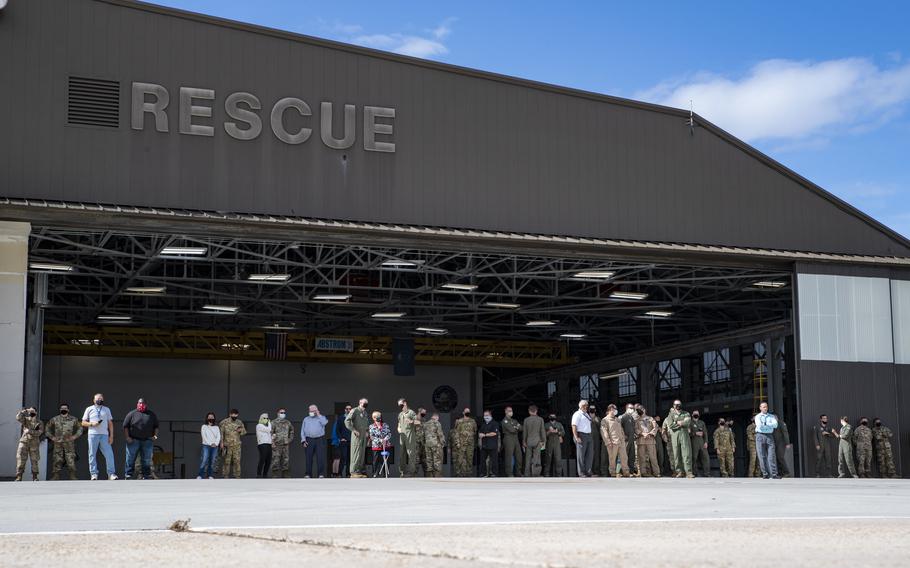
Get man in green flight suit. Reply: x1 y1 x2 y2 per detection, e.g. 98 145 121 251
667 399 694 478
345 398 371 478
500 406 523 477
543 413 565 477
397 398 418 477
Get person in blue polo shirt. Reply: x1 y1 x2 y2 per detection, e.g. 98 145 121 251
753 401 780 479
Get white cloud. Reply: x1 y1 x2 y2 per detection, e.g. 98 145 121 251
636 58 910 142
343 18 457 60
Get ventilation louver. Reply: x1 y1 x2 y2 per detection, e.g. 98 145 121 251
67 76 120 128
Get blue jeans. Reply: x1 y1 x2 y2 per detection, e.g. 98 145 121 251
125 438 154 478
199 445 218 478
755 432 778 478
88 434 116 477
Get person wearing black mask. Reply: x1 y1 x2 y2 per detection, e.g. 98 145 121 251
415 407 429 477
450 408 477 477
198 412 221 479
344 398 370 478
478 410 501 477
689 410 710 477
219 409 247 479
544 413 566 477
46 403 83 480
15 407 45 482
81 393 117 480
811 414 835 477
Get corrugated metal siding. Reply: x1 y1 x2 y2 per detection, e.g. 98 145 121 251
798 360 903 477
1 0 909 257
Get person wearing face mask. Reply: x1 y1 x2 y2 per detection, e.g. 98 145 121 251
522 405 546 477
450 408 478 477
331 405 353 478
588 405 602 477
81 393 117 481
811 414 835 477
219 409 247 479
653 414 668 476
255 413 272 478
423 413 447 477
543 413 565 477
570 400 593 478
199 412 222 479
771 413 792 478
601 404 629 478
834 416 858 478
713 418 735 478
745 419 760 477
396 398 419 477
753 402 780 480
478 410 501 477
368 411 392 477
46 403 83 480
302 405 328 479
852 417 874 478
688 410 710 477
122 397 159 480
871 418 897 478
660 414 677 477
15 407 44 482
500 406 523 477
345 398 371 478
620 403 638 476
270 407 294 478
415 407 428 477
667 400 694 478
634 405 660 477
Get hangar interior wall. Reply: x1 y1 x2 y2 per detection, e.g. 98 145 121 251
796 268 909 477
41 356 475 478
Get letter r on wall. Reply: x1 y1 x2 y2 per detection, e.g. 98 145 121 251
131 82 169 132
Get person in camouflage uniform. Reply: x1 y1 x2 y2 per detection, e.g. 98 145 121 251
746 421 761 477
661 416 676 476
667 400 694 478
46 403 83 480
396 398 418 477
219 409 247 479
271 408 294 478
836 416 858 478
500 406 523 477
872 418 897 478
415 407 428 476
449 408 477 477
634 406 659 477
16 407 44 481
713 418 735 477
543 413 565 477
852 417 874 478
422 413 446 477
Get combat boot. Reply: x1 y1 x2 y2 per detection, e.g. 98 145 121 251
282 470 290 479
15 473 22 482
50 472 59 481
686 473 695 478
32 472 40 481
69 472 78 481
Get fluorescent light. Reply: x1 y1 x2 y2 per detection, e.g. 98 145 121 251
159 246 207 256
416 327 448 335
560 333 587 339
610 291 649 300
29 262 73 272
70 338 102 346
124 286 166 294
526 320 557 327
441 283 478 292
97 315 132 322
381 260 424 268
483 302 521 309
220 343 251 350
753 281 787 289
572 271 615 280
643 310 673 318
372 312 406 318
262 323 296 330
202 305 240 314
312 294 352 301
247 274 291 282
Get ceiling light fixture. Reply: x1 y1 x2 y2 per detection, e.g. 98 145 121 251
572 271 615 280
381 260 424 268
752 281 788 289
440 283 478 292
609 291 649 300
371 312 406 318
416 327 448 335
247 274 291 282
201 304 240 314
526 320 557 327
124 286 166 294
96 315 132 322
483 302 521 309
29 262 74 272
643 310 673 318
312 294 352 301
159 246 207 256
560 333 587 339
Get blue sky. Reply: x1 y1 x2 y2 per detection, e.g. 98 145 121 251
155 1 910 237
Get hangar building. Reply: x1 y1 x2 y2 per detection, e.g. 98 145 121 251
0 0 907 478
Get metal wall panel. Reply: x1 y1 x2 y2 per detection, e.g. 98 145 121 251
798 360 903 477
1 0 908 257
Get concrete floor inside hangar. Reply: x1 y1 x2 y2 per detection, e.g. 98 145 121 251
1 477 908 567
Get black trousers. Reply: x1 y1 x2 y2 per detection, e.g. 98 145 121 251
338 441 350 476
257 443 272 478
481 448 499 476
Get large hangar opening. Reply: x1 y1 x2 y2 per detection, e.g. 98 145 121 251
26 224 794 478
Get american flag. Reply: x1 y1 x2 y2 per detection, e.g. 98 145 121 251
265 332 288 360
